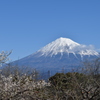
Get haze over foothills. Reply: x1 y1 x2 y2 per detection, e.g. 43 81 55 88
0 0 100 61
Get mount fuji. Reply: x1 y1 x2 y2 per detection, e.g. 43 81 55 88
12 37 99 77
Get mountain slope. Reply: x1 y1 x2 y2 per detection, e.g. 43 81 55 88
37 37 98 57
12 37 99 76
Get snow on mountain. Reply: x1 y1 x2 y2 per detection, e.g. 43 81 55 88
11 37 100 79
37 37 99 57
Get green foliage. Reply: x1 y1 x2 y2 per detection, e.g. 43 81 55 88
49 72 87 90
49 72 100 100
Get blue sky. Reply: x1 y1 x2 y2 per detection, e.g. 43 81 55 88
0 0 100 61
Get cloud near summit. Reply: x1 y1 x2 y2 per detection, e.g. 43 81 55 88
73 44 95 52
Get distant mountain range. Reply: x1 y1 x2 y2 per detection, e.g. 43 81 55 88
11 37 100 78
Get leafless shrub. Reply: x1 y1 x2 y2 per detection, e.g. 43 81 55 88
0 51 11 66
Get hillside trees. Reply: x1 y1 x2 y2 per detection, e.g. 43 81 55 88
49 59 100 100
49 72 100 100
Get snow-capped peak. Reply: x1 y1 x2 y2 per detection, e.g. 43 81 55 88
37 37 99 57
56 37 80 46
